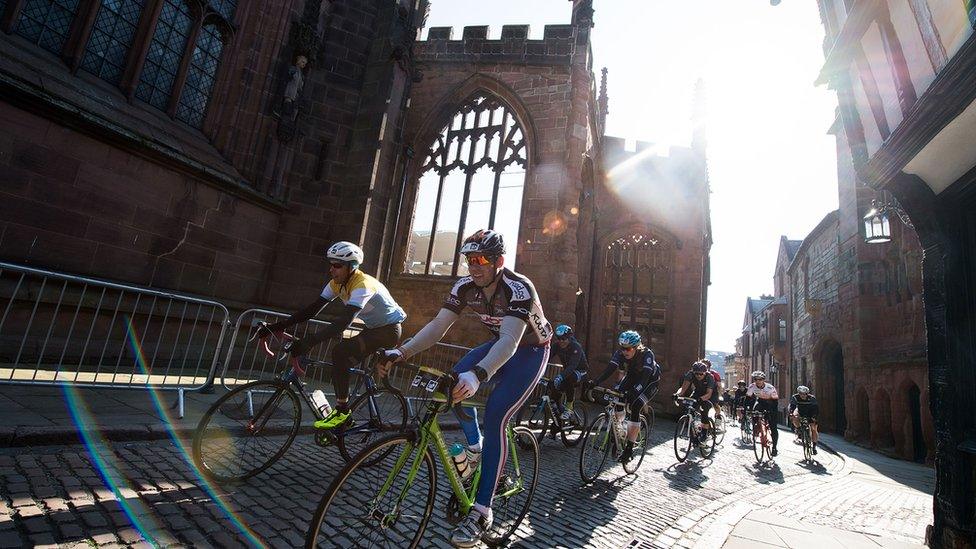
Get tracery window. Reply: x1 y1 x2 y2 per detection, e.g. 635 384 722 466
176 23 224 126
81 0 145 85
14 0 79 55
602 233 673 361
136 0 193 111
406 93 527 277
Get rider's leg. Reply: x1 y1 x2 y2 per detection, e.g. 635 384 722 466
811 420 819 443
471 344 548 510
767 408 780 450
451 341 494 449
563 373 579 411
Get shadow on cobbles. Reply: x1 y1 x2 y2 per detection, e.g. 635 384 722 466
513 473 629 548
744 460 785 484
663 460 711 491
798 459 830 475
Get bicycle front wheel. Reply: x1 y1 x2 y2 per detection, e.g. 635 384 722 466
713 414 726 446
559 406 589 447
192 380 300 483
623 415 650 474
579 414 611 484
337 387 408 464
802 428 813 462
484 425 539 546
305 434 435 548
698 424 716 459
752 423 765 463
673 415 692 462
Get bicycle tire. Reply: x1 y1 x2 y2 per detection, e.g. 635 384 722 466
483 425 539 546
622 414 650 474
305 434 435 549
559 405 589 448
752 419 764 463
698 423 716 459
802 428 812 462
674 415 692 462
516 400 551 445
579 413 611 484
714 414 726 446
192 380 301 483
336 387 409 464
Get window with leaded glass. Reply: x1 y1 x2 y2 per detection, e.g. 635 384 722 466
406 92 527 276
602 233 674 357
80 0 145 85
14 0 80 55
135 0 192 111
175 24 223 127
208 0 236 21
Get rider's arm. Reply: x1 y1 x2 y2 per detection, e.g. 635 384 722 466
768 385 779 400
265 295 330 332
471 316 526 380
809 397 820 417
592 352 622 386
288 303 362 355
674 379 690 397
563 341 584 372
788 395 798 414
397 308 459 359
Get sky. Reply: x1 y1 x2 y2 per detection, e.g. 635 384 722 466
424 1 840 353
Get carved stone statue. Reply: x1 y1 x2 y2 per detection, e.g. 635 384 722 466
281 54 308 118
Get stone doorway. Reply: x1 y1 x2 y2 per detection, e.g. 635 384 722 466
818 340 847 434
907 384 927 463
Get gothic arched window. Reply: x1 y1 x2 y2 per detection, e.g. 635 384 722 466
136 0 193 111
14 0 80 55
602 233 674 361
81 0 146 85
176 23 224 126
406 93 527 277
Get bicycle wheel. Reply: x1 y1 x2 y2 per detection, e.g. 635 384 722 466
752 421 765 463
337 387 408 464
579 414 612 483
305 434 435 548
714 414 726 446
740 415 750 443
192 380 300 483
802 428 813 462
484 425 539 546
622 415 650 474
515 400 551 445
559 405 589 447
673 415 692 462
698 423 716 458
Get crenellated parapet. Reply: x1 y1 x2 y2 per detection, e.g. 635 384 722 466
416 25 580 65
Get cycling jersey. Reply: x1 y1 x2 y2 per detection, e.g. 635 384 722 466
683 369 717 400
443 268 552 345
747 382 778 412
320 269 406 328
555 337 588 375
789 394 820 418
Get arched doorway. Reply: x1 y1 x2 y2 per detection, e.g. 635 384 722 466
818 340 846 434
854 387 871 443
907 383 927 463
875 388 894 449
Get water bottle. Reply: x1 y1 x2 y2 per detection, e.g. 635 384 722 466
311 390 332 417
449 443 469 478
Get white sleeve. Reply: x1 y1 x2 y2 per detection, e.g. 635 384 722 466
320 283 337 300
346 286 374 309
398 308 459 359
475 316 527 379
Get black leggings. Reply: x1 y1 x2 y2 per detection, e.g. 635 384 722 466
331 323 401 401
549 370 583 405
625 384 658 422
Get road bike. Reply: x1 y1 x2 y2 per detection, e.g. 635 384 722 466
516 376 588 447
713 408 727 446
673 397 715 462
749 410 774 464
192 327 408 483
578 386 651 483
304 366 538 548
797 416 815 462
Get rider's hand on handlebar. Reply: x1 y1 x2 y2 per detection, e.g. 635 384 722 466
376 348 404 377
451 371 480 401
256 322 280 340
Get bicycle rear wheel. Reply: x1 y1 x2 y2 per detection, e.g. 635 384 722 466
622 415 650 474
579 414 611 483
802 428 813 462
674 415 692 462
305 434 435 548
698 424 716 458
337 387 408 464
484 425 539 546
192 380 300 483
559 405 589 447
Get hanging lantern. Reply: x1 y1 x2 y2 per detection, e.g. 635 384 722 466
863 205 891 244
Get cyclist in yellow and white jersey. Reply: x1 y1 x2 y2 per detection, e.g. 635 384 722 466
258 241 406 430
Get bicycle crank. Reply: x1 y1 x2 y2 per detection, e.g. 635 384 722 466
445 494 464 525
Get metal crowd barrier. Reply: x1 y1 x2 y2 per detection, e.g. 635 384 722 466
0 261 230 417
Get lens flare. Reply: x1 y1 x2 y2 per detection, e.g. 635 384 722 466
60 315 265 547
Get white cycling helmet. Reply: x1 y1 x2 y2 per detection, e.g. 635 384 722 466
797 385 810 394
327 241 364 267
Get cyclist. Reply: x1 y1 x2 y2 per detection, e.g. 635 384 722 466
257 241 405 430
588 330 661 464
702 358 724 421
377 229 551 547
732 380 749 424
549 324 590 422
789 385 820 454
673 361 716 434
747 370 779 456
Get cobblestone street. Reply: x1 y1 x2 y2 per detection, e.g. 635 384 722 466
0 415 933 548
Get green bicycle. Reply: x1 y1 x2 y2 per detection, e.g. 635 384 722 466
304 366 539 548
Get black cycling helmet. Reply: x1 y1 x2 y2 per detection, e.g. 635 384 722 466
692 361 708 373
737 379 746 386
459 229 505 257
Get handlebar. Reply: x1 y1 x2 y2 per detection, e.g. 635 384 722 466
592 386 623 400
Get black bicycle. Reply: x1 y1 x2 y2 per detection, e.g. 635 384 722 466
797 416 815 462
192 327 408 483
673 397 716 462
516 376 589 447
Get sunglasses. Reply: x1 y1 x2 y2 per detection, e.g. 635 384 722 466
329 262 346 270
465 254 495 266
620 345 636 351
694 372 706 376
